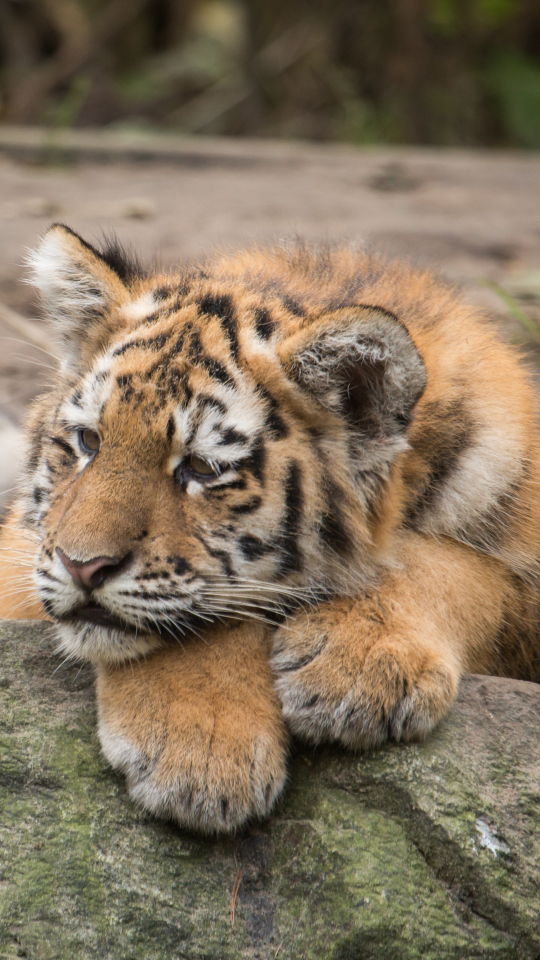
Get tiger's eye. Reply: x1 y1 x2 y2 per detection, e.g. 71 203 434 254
189 454 216 477
78 429 101 454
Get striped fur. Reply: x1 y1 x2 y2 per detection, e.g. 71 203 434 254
2 224 540 832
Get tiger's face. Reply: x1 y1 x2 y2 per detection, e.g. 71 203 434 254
20 226 425 663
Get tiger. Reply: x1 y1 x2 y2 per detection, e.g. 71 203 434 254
1 222 540 834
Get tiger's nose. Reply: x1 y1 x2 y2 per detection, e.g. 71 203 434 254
56 547 129 590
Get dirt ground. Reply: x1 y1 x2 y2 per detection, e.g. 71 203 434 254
1 133 540 511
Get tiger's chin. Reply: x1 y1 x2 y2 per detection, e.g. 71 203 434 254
54 615 165 664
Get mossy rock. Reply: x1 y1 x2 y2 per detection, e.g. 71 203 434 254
0 620 539 959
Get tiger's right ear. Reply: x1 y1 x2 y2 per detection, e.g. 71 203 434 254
278 305 426 481
27 224 130 367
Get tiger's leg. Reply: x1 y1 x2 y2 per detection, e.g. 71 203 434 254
0 508 46 620
96 620 289 834
272 532 520 749
1 511 287 833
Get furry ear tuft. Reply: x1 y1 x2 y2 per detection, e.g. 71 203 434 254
27 224 132 366
280 306 426 476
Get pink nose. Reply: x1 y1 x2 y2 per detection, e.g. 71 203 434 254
56 547 127 591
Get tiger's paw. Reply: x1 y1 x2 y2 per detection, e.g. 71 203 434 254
271 602 459 751
96 630 289 834
98 712 287 834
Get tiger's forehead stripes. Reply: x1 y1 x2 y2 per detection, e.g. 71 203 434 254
60 351 117 429
169 379 267 465
58 300 276 472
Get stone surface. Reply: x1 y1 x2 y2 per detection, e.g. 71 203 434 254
0 620 540 959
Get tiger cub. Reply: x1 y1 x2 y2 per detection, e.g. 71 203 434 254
1 223 539 833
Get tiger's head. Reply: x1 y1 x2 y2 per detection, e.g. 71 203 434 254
20 225 425 663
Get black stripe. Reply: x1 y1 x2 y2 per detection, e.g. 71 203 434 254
27 433 43 470
188 331 203 362
282 294 305 317
179 378 192 407
166 415 175 444
253 307 276 340
244 438 265 484
154 285 172 301
237 534 273 561
230 496 262 515
198 537 234 578
279 460 303 575
113 332 169 358
257 385 288 440
201 356 231 385
209 478 246 494
50 436 76 458
197 394 226 416
36 567 60 582
405 399 474 524
198 293 239 362
219 427 247 446
116 374 134 402
319 476 353 556
276 637 327 672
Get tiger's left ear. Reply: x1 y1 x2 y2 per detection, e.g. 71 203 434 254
27 224 133 370
279 306 426 464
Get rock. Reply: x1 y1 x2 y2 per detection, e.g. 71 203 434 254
0 620 539 960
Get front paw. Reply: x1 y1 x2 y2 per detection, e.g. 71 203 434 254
271 602 458 750
96 626 289 834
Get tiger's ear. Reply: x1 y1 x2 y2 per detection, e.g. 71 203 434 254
27 224 133 367
279 306 426 468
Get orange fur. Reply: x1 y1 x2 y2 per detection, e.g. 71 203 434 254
2 226 540 832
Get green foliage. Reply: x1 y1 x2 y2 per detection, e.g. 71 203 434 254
428 0 515 35
488 52 540 148
473 0 515 27
0 0 540 147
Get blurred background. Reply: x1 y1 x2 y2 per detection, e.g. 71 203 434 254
1 0 540 147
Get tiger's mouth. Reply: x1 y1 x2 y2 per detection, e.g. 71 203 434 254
63 602 201 643
67 603 137 633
